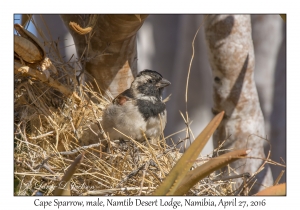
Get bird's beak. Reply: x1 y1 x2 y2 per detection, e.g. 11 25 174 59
156 78 171 88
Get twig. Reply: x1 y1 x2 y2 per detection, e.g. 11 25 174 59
138 162 149 195
15 160 37 172
41 176 61 181
33 157 55 174
57 143 103 156
157 137 188 158
82 187 156 196
29 131 54 140
116 163 146 188
91 104 107 139
212 172 251 182
183 16 207 150
273 170 285 185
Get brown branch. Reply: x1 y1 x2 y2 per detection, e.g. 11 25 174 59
57 143 103 156
14 61 81 104
28 131 54 140
82 187 156 196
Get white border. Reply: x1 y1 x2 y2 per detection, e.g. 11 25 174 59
3 1 295 209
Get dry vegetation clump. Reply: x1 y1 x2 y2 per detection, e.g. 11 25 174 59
14 67 234 195
14 42 232 196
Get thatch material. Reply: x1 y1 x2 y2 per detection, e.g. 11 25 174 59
14 72 233 195
14 45 232 195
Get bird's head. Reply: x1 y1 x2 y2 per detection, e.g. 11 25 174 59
131 69 171 100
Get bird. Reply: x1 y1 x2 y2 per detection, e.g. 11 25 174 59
102 69 171 143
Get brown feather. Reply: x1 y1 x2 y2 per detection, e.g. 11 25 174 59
114 95 128 105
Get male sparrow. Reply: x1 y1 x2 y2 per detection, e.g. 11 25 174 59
102 69 171 142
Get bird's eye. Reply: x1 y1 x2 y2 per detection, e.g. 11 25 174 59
148 79 153 83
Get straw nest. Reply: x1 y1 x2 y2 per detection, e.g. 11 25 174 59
14 68 234 196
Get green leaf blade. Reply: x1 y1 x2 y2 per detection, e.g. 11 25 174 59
153 111 224 195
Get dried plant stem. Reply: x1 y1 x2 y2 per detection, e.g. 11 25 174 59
138 162 149 195
273 170 285 185
183 16 207 149
14 61 81 103
83 187 156 196
57 143 103 156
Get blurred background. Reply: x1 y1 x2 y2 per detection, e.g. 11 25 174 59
14 14 286 183
137 15 286 183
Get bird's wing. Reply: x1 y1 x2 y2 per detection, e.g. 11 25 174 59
112 89 134 106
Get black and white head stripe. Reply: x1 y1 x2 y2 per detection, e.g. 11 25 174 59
137 69 163 78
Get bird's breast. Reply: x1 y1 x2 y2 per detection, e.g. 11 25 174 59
136 99 166 121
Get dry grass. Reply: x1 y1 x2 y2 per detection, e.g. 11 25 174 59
14 71 233 195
